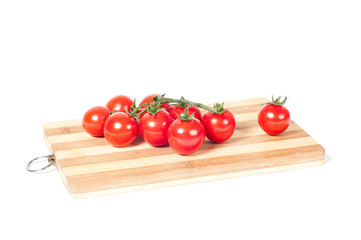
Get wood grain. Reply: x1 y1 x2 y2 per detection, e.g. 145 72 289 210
43 98 325 198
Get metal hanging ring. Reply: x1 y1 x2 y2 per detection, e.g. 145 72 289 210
26 155 55 173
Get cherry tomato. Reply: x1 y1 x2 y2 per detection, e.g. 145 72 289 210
258 98 291 135
139 110 173 147
168 105 202 121
106 95 133 113
201 109 235 143
82 106 110 137
139 94 170 118
104 112 139 147
168 118 205 155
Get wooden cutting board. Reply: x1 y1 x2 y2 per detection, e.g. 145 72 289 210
43 98 324 198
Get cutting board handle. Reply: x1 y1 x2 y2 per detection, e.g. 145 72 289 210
26 155 55 173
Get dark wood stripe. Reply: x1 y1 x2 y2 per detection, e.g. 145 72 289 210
45 125 84 136
58 129 309 168
66 144 324 194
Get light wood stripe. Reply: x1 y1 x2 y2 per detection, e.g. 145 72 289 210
66 144 324 195
234 112 257 122
224 103 265 114
61 136 318 176
48 132 96 144
43 119 82 129
70 160 324 198
212 98 268 108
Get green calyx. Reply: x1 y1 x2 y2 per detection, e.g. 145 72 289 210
147 105 166 118
129 98 137 112
146 94 166 118
212 102 226 114
176 104 195 121
176 96 187 108
126 99 146 121
268 95 288 106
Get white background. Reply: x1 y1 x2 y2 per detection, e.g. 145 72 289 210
1 0 360 239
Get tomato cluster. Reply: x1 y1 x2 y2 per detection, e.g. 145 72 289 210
82 94 236 155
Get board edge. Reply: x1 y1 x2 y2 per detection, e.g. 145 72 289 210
68 154 325 199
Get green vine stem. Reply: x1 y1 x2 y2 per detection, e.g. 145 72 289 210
157 96 225 114
126 94 227 120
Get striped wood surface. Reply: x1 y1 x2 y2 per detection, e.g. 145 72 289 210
43 98 325 198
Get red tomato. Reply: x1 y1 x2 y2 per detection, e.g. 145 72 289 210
139 110 173 147
82 106 110 137
168 118 205 155
201 109 236 143
104 112 139 147
106 95 133 113
258 103 290 135
168 105 202 121
139 94 170 118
